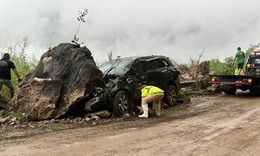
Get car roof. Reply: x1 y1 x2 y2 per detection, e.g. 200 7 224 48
99 55 173 67
249 53 260 59
117 55 170 61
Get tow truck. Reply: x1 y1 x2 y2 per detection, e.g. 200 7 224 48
209 50 260 94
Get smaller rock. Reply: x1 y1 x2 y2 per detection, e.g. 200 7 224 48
0 109 6 117
90 110 111 119
91 115 100 120
207 84 221 93
0 117 8 123
122 113 132 121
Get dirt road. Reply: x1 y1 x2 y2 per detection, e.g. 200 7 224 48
0 92 260 156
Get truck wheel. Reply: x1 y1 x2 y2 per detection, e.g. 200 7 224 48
112 90 133 116
223 88 236 95
164 85 178 106
249 88 260 94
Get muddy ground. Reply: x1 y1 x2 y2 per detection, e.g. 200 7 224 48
0 91 260 156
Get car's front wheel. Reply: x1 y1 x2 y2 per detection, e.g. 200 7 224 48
164 85 178 106
112 90 133 116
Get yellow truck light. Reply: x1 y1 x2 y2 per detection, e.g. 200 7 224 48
247 64 254 68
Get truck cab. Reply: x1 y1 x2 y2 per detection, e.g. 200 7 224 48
244 50 260 76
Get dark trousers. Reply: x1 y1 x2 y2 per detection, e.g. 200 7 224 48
0 79 14 98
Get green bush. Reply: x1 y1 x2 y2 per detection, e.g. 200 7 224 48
209 57 235 75
6 111 27 122
1 38 37 100
177 91 191 104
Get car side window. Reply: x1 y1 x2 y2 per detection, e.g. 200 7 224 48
144 60 159 71
158 60 169 68
254 58 260 64
131 61 144 74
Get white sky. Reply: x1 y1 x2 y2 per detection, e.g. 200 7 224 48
1 0 260 64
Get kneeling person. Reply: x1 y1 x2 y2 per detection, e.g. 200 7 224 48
139 85 164 118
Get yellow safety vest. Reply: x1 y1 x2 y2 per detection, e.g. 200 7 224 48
141 86 164 98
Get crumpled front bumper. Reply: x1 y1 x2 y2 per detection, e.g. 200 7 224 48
84 97 102 112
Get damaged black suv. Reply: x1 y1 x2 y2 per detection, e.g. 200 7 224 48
84 55 181 116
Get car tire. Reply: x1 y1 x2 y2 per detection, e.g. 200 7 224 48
112 90 133 116
164 85 178 106
249 88 260 94
223 87 236 95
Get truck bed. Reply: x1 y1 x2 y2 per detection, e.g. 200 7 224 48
209 74 260 94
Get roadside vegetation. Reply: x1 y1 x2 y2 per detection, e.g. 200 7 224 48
0 37 37 100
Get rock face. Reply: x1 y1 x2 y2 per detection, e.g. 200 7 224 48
0 99 8 110
8 43 103 120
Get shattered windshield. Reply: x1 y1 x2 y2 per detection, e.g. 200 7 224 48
99 60 116 74
99 58 133 75
252 58 260 64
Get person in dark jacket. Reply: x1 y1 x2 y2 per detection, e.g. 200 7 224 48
0 53 21 98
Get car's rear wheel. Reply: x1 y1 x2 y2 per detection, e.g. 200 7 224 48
112 90 132 116
164 85 178 106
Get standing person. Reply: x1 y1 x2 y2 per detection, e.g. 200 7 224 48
233 47 245 75
139 85 164 118
0 53 22 98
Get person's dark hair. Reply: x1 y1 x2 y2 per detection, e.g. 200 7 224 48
2 53 10 60
237 47 241 50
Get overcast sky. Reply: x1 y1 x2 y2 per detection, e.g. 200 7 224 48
1 0 260 64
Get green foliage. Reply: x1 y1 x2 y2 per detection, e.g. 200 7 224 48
209 57 235 75
189 50 204 67
177 64 189 71
6 111 27 122
72 9 88 44
245 43 260 58
177 91 191 104
193 77 209 90
1 37 37 100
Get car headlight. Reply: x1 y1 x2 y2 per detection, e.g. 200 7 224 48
92 87 103 97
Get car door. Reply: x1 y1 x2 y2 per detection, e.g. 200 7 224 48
129 60 147 100
143 58 169 90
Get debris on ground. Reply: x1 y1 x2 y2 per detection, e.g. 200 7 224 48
207 84 221 93
180 61 210 81
87 110 111 120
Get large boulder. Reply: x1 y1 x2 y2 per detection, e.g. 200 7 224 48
0 99 8 110
8 43 103 120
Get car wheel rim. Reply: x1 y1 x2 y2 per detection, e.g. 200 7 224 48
169 87 176 104
118 94 128 112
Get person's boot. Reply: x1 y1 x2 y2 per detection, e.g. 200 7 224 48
139 104 148 118
155 101 161 117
